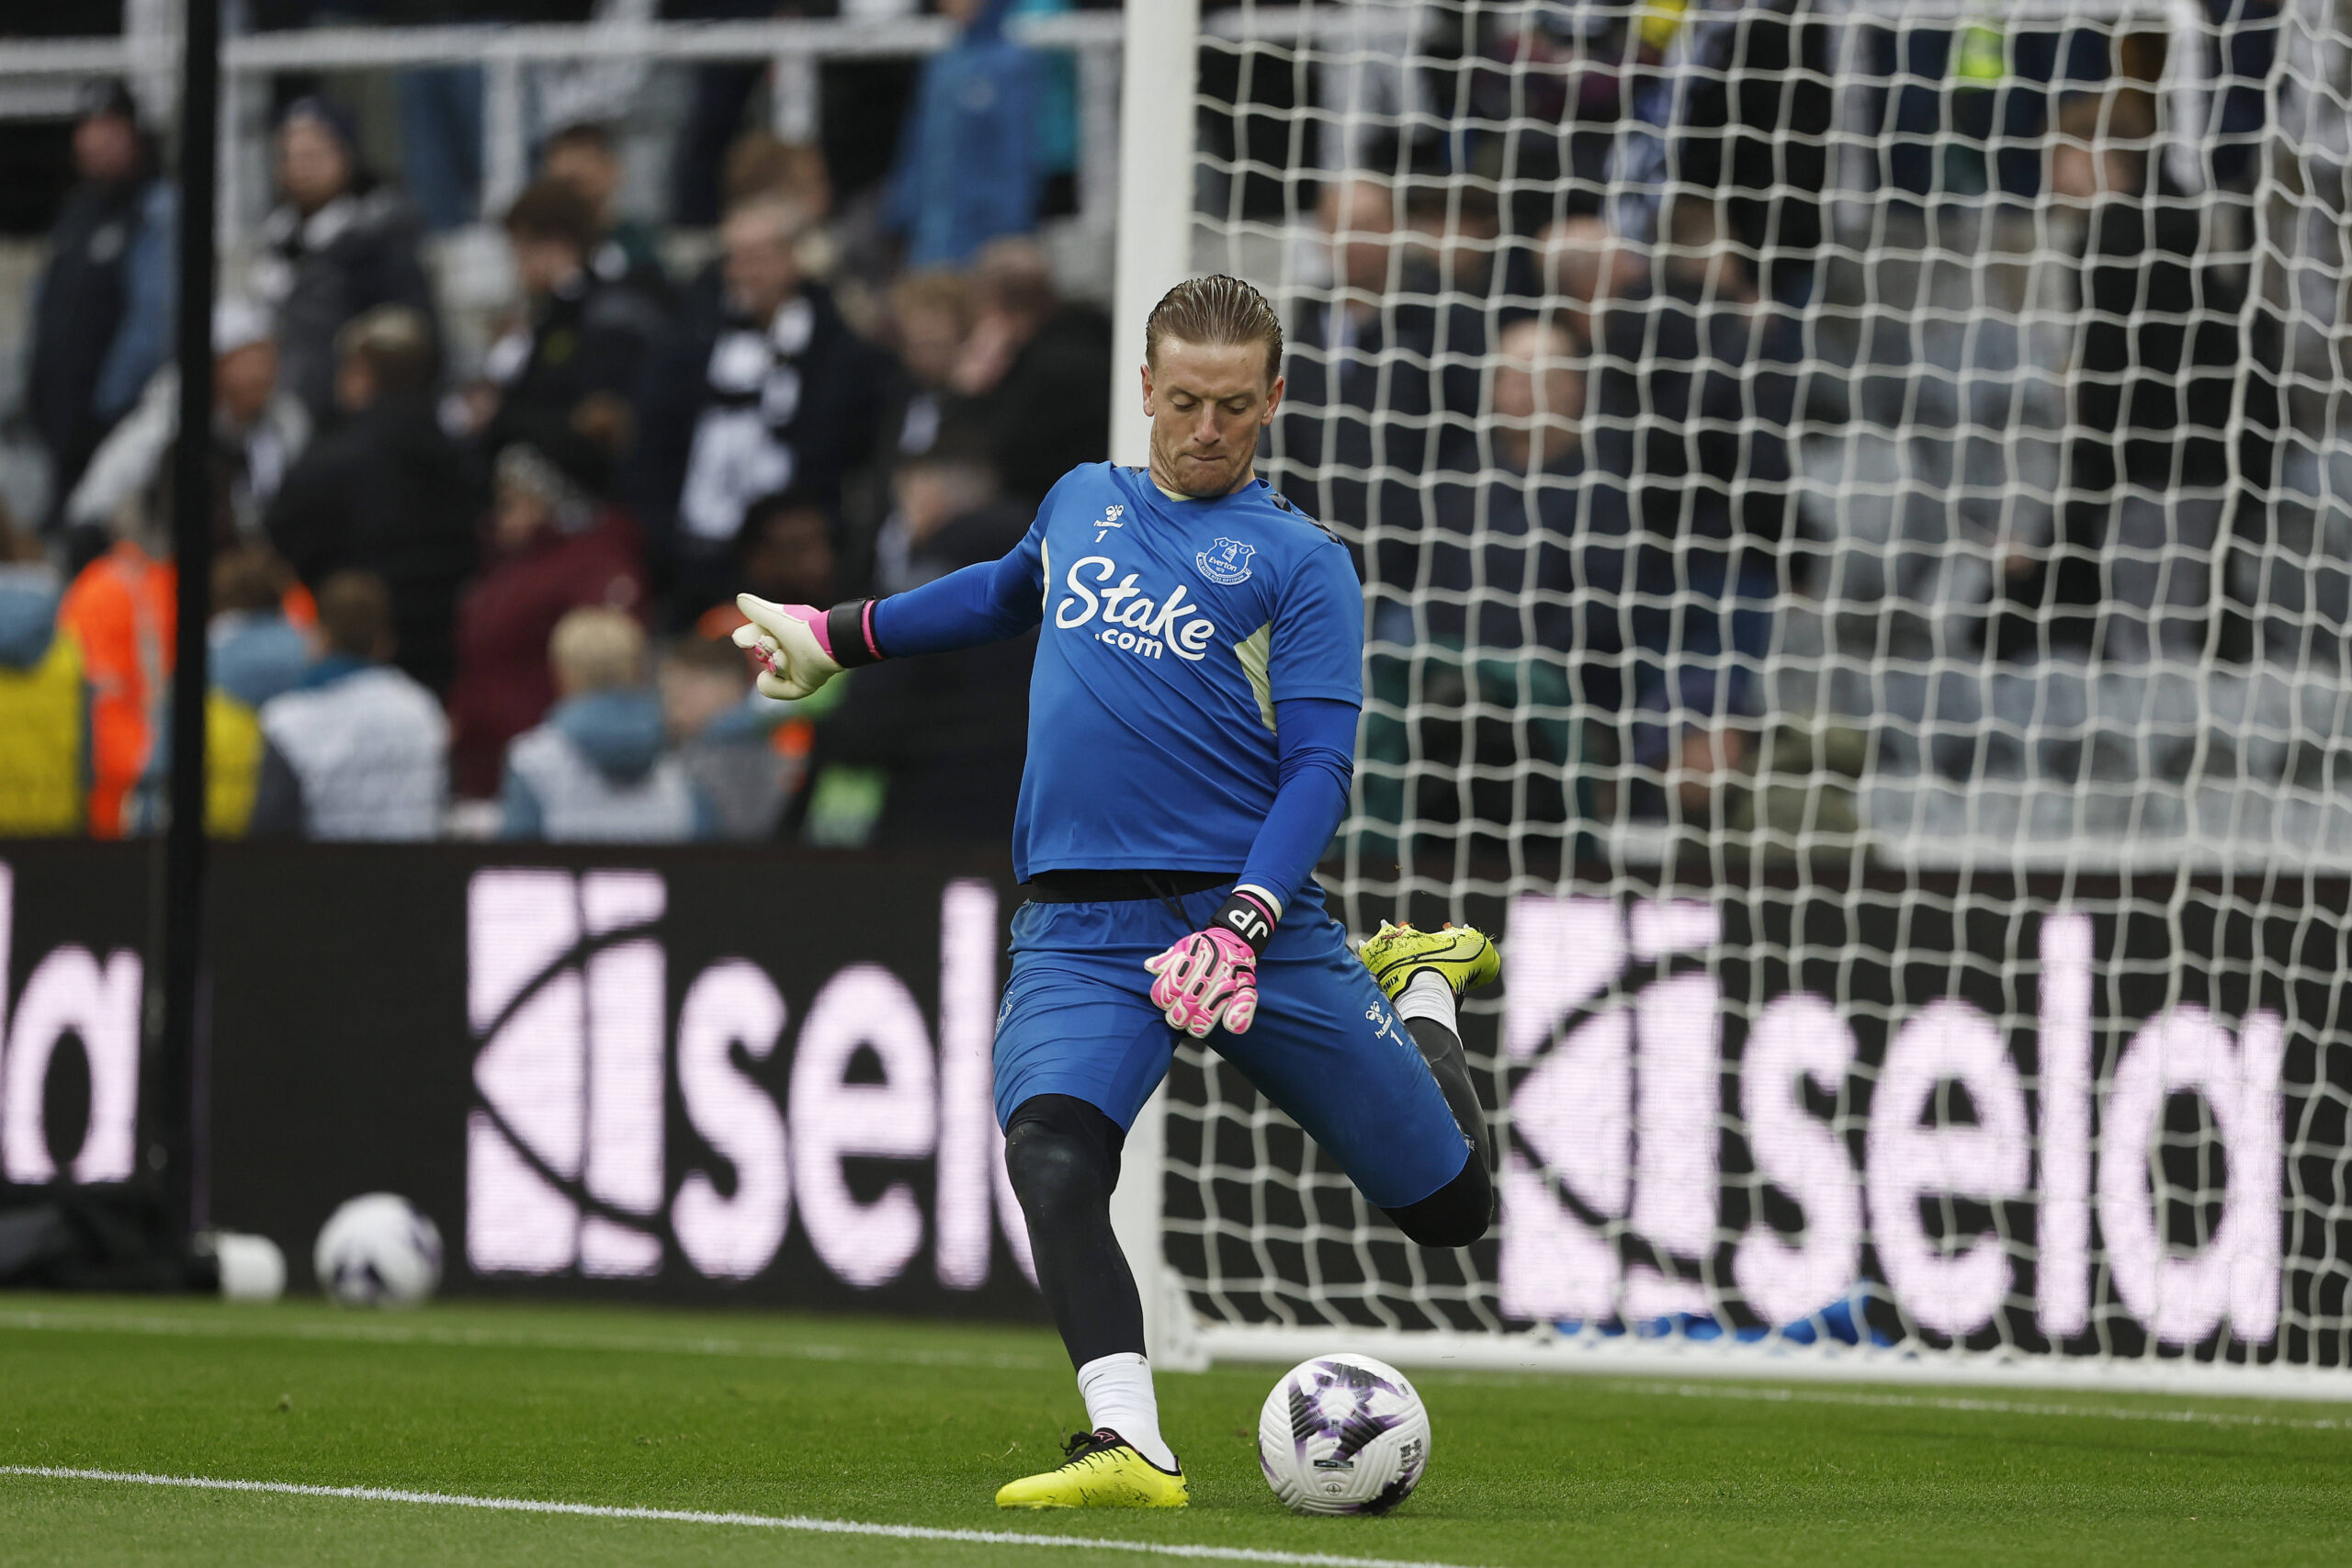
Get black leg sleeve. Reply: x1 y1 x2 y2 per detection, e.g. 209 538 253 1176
1002 1094 1147 1371
1408 1015 1493 1173
1381 1153 1495 1248
1377 1016 1497 1248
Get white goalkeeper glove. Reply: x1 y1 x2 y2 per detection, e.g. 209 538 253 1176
733 593 847 701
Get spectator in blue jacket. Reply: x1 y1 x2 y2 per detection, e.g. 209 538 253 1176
884 0 1043 268
502 605 712 841
209 546 311 712
26 80 175 532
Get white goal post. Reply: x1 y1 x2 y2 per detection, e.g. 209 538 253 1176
1113 0 2352 1394
1105 0 1208 1376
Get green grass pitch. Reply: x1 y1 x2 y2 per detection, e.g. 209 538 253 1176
1 1296 2348 1566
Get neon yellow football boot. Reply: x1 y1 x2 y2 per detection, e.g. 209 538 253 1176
1359 919 1501 1001
995 1429 1188 1509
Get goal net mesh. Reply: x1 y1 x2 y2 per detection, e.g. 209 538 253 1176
1160 0 2352 1370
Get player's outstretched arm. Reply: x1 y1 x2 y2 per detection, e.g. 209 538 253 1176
869 547 1046 655
736 539 1046 703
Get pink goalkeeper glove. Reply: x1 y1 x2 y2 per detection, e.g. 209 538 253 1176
1145 891 1278 1038
733 595 842 701
733 594 884 701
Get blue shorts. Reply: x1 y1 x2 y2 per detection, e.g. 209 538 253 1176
992 881 1470 1212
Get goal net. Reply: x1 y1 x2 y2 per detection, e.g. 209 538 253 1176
1151 0 2352 1385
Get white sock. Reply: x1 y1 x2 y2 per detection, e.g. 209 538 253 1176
1396 969 1459 1033
1075 1352 1176 1472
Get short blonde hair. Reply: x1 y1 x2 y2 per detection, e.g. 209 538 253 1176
1144 275 1283 386
549 605 644 694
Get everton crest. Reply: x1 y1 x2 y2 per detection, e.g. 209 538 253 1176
1195 536 1257 586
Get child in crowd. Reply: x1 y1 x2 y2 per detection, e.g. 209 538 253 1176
500 604 707 841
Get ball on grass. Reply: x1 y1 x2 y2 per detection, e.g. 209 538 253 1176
1257 1352 1430 1515
313 1193 442 1308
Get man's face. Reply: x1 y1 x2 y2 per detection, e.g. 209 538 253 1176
1493 323 1583 423
74 114 138 184
896 300 966 389
511 232 583 299
1544 215 1626 305
334 355 377 414
278 118 351 212
1141 336 1282 500
493 484 554 554
215 342 277 426
2051 139 2138 202
722 212 801 322
2051 98 2147 202
542 142 616 217
1321 180 1396 297
893 457 994 547
741 507 837 604
1493 321 1584 469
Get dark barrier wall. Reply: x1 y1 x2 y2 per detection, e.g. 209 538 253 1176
6 841 2351 1365
0 842 1046 1321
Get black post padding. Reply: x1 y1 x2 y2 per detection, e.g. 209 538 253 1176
154 0 222 1236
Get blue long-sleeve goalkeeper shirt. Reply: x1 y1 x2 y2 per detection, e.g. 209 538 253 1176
864 462 1361 911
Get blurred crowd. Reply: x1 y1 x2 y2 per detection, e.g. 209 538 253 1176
0 0 2306 852
0 25 1100 846
1258 0 2295 840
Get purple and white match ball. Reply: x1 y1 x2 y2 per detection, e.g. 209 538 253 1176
313 1192 443 1308
1257 1353 1430 1515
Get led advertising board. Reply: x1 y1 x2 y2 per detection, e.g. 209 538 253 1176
2 844 2348 1364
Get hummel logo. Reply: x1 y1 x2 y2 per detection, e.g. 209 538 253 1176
1094 503 1125 541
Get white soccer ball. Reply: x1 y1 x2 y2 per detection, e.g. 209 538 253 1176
1257 1353 1431 1515
313 1193 443 1308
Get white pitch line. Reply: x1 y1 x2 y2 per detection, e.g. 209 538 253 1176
1594 1379 2352 1433
0 1309 1058 1372
0 1467 1480 1568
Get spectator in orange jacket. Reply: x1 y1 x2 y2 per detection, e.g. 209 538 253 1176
56 519 318 839
55 533 175 838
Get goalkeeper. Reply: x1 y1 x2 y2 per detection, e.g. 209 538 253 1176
737 275 1498 1510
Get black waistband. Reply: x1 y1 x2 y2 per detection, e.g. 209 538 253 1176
1023 869 1234 904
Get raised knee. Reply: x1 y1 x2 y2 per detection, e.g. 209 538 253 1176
1382 1156 1495 1249
1393 1209 1491 1250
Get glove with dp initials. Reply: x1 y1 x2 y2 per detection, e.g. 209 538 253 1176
1145 890 1278 1038
734 593 884 701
